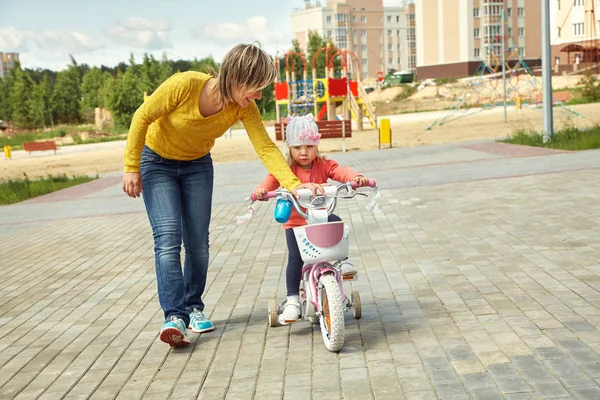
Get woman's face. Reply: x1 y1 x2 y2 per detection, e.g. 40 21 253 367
234 88 263 108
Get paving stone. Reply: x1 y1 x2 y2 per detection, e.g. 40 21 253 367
1 141 600 399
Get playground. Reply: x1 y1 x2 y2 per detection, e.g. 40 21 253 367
2 102 599 182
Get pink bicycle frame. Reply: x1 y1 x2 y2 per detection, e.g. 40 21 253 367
303 262 346 310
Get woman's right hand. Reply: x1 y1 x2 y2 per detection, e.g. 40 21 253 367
123 172 142 198
292 182 325 198
253 187 268 200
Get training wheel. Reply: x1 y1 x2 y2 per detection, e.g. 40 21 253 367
352 291 362 319
268 298 278 327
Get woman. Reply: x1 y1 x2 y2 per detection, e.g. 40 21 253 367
122 43 323 346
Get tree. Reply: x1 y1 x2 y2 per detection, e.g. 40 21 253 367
10 63 35 128
52 57 82 124
109 67 145 127
97 71 116 109
81 67 105 116
288 39 307 82
157 53 173 87
29 73 53 129
255 82 275 116
0 75 14 121
306 31 342 78
190 56 218 74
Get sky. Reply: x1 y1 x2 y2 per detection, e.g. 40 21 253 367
0 0 408 71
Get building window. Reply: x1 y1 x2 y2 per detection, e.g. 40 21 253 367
574 0 584 6
353 15 357 23
387 15 391 23
327 30 332 38
397 30 400 36
474 8 479 17
475 48 480 58
573 22 584 36
397 43 401 50
474 28 480 37
326 16 332 23
518 27 525 37
361 30 366 37
397 57 401 64
362 59 367 66
396 15 400 22
518 47 525 56
354 45 357 52
388 58 393 65
507 7 512 17
362 44 367 51
518 7 524 17
388 29 392 36
388 43 392 50
361 16 367 23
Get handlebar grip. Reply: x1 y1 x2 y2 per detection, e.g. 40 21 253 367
350 178 377 189
251 191 277 202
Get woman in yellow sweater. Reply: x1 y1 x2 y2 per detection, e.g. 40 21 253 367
122 44 323 347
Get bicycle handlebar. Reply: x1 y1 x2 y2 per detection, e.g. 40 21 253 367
250 178 377 202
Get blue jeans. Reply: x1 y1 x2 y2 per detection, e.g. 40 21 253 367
140 145 213 326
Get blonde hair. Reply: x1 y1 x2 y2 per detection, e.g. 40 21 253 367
214 43 277 105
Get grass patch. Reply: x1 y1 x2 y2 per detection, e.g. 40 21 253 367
500 124 600 151
0 125 129 150
0 174 98 205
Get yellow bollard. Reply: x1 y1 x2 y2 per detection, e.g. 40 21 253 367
379 118 392 149
4 145 11 160
516 96 522 110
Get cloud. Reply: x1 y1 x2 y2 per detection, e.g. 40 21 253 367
193 16 284 46
105 17 172 50
0 26 102 55
0 27 34 52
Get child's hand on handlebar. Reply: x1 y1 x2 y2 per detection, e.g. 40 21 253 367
252 187 268 200
352 175 369 187
292 182 325 198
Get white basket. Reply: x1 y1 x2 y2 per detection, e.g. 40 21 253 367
293 221 349 263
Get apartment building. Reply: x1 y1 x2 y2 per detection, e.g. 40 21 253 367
551 0 600 68
290 0 416 79
0 52 19 79
415 0 542 79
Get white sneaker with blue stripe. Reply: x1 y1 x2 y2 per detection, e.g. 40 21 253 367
159 316 190 347
189 308 215 333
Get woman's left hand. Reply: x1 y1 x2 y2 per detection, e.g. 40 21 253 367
292 182 325 198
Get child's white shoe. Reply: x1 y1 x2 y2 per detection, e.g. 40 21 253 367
341 262 357 276
279 297 301 325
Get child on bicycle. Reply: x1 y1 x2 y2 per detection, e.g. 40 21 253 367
253 113 368 325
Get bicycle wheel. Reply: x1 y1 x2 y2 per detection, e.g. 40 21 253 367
268 299 278 327
318 274 345 352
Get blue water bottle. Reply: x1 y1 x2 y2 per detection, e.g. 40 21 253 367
274 198 293 223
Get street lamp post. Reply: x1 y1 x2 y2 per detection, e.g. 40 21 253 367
542 0 554 142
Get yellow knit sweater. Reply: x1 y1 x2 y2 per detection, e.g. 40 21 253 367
123 71 301 190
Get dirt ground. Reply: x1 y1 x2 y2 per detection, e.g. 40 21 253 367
2 102 598 182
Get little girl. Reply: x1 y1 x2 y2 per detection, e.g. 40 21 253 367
253 114 368 325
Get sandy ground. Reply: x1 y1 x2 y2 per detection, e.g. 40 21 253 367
1 102 598 182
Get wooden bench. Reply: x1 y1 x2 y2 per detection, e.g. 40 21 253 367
23 140 58 155
275 120 352 141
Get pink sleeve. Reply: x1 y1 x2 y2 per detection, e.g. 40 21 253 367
325 159 361 183
257 174 281 191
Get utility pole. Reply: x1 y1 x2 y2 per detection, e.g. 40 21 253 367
541 0 554 142
502 8 507 123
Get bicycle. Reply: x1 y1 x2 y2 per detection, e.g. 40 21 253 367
250 179 379 352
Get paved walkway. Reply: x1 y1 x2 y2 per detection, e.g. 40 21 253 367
1 140 600 399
